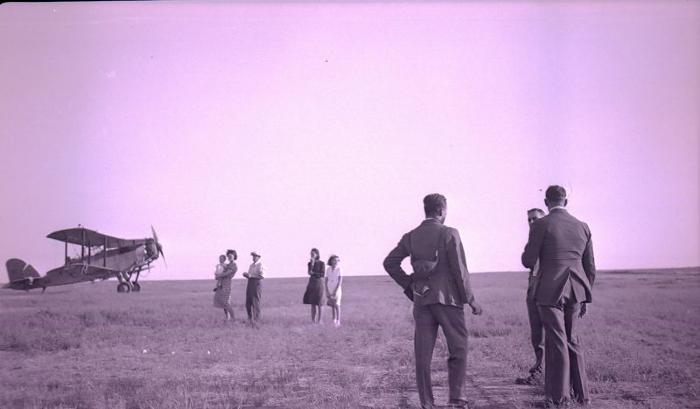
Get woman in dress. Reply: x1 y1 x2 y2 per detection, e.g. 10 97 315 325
325 255 343 327
302 248 325 323
213 250 237 321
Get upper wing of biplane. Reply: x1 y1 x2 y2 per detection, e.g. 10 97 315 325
47 228 147 249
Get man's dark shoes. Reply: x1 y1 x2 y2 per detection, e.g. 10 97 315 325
437 399 468 409
543 398 572 408
516 370 542 385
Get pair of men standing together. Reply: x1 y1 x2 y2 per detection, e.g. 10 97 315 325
383 186 595 409
521 186 595 407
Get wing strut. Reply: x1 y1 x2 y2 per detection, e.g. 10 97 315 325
81 229 85 260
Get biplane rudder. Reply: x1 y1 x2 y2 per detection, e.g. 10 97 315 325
5 258 40 284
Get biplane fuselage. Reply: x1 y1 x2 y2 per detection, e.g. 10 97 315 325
3 227 163 293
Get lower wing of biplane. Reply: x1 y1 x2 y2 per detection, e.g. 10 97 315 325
4 258 148 293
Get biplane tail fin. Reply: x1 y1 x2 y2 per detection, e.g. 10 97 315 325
6 258 40 283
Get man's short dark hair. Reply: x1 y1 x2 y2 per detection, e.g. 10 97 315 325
226 249 237 260
527 208 545 216
545 185 567 203
424 193 447 216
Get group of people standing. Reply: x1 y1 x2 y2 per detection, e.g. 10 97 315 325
212 248 343 328
384 187 595 409
210 187 594 409
213 250 264 327
302 248 343 327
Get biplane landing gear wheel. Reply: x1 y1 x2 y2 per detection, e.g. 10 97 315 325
117 283 131 293
131 282 141 292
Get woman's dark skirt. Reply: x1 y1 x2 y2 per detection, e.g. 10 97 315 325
303 277 325 305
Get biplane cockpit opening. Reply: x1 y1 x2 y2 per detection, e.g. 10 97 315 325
3 226 165 293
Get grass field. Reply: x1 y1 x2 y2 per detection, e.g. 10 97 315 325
1 268 698 409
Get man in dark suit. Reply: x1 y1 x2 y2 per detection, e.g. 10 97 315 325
516 207 546 385
384 194 482 409
521 186 595 407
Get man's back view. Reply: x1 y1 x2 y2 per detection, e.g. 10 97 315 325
384 194 482 409
526 209 595 306
522 185 595 407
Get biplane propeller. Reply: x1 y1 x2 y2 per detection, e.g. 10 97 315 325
3 227 165 293
151 225 166 267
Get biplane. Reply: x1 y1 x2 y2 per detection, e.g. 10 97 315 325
3 226 164 293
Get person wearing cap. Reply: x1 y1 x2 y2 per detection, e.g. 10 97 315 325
516 208 546 385
383 193 482 409
244 251 264 327
521 185 596 407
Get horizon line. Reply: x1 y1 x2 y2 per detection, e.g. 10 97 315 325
1 266 697 286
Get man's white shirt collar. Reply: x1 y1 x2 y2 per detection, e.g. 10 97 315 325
549 206 567 211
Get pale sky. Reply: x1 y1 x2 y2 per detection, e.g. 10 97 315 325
1 1 698 282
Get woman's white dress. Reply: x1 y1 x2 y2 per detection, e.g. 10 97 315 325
325 266 342 305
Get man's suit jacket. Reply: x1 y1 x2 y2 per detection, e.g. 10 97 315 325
526 261 540 303
521 208 596 306
383 219 476 307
